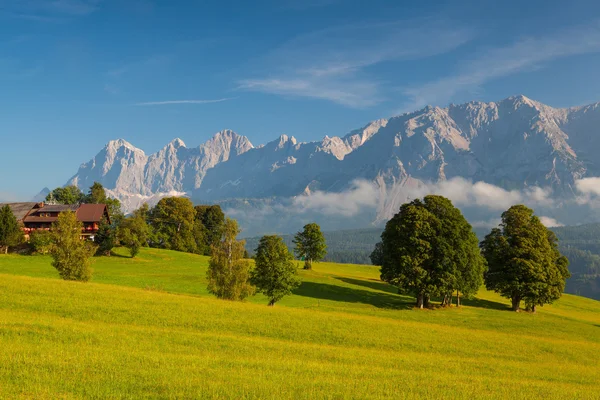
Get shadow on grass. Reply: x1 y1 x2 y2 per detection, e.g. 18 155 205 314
293 281 414 310
459 297 511 311
336 277 511 312
335 277 399 295
108 251 131 259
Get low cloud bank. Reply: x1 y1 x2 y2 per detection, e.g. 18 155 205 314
284 176 600 229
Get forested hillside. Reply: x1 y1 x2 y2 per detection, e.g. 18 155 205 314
245 224 600 300
244 228 383 265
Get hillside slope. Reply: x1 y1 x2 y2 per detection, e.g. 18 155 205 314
1 249 599 399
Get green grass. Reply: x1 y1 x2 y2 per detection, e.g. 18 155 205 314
1 248 599 399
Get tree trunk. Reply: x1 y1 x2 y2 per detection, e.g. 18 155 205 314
456 290 460 307
4 246 7 255
304 259 312 270
424 294 430 308
416 293 424 309
268 299 275 307
511 296 521 312
441 294 446 306
531 304 536 313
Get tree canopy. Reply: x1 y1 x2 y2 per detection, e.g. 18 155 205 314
149 197 199 253
480 205 570 312
50 211 96 281
118 205 150 258
380 195 485 308
207 218 254 300
0 205 23 254
46 185 85 205
251 235 300 306
194 205 225 255
293 223 327 270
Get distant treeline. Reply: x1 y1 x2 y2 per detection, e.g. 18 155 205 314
244 228 383 265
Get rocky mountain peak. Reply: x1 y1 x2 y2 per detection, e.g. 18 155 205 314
66 95 600 227
105 138 143 154
168 138 186 149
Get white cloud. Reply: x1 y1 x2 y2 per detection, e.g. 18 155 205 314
402 20 600 110
575 177 600 196
539 216 564 228
470 219 501 229
133 98 235 106
291 177 556 219
293 180 379 216
239 21 472 108
238 78 380 108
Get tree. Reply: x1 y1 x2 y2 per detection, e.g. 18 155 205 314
293 223 327 270
118 208 149 258
86 182 107 204
251 235 300 306
29 230 54 255
50 211 96 281
195 205 225 255
46 186 84 205
480 205 570 312
149 197 198 253
380 200 439 308
370 242 384 266
420 195 486 307
206 218 254 300
0 205 23 254
380 196 485 309
95 218 116 256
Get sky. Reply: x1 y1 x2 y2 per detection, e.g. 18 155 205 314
2 0 600 199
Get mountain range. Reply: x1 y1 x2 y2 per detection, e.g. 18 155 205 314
66 95 600 235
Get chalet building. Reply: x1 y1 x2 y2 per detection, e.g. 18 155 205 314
0 202 110 240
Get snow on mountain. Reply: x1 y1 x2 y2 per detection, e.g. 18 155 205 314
67 95 600 231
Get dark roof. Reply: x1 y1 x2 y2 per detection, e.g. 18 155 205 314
76 204 108 222
35 204 78 213
0 202 40 221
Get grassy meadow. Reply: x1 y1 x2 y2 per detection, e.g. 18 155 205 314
1 248 599 399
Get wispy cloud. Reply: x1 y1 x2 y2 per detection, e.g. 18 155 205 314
1 0 102 22
133 98 235 106
401 20 600 111
238 20 472 108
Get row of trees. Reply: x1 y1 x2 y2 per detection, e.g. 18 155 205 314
206 221 327 305
373 195 570 312
3 183 330 306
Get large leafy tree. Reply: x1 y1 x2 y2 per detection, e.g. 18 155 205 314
149 197 198 253
118 206 150 258
46 185 85 205
421 195 486 306
251 235 301 306
480 205 570 312
0 205 23 254
207 218 254 300
380 196 485 308
293 223 327 270
86 182 107 204
50 212 96 281
380 200 439 308
95 218 116 256
370 242 384 266
195 205 225 255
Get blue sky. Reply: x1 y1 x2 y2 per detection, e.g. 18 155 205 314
2 0 600 199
